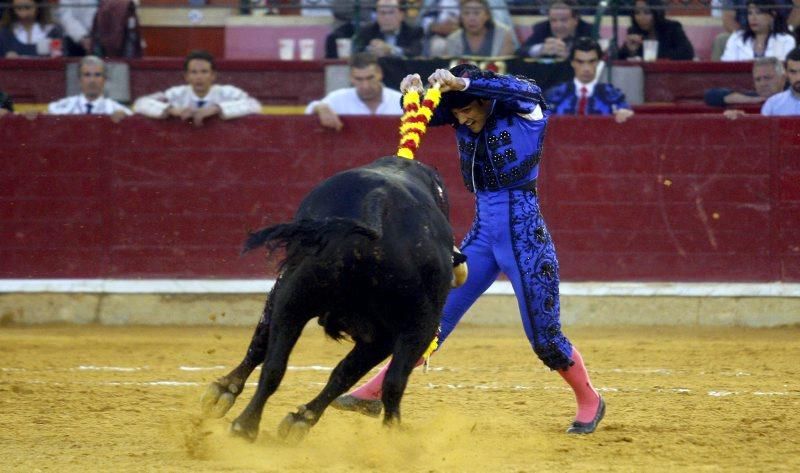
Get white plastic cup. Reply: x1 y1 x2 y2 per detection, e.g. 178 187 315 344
643 40 658 61
278 38 295 60
299 38 315 61
35 39 51 56
335 38 352 58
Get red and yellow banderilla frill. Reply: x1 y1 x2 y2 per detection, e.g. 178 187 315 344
396 85 442 160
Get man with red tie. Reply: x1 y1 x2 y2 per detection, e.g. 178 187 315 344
544 37 634 123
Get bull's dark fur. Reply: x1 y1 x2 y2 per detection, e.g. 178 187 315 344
201 156 455 441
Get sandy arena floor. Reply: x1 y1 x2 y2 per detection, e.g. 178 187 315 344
1 323 799 472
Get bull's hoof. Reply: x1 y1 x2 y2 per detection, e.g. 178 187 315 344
230 416 260 442
382 415 401 429
277 408 315 445
201 381 238 418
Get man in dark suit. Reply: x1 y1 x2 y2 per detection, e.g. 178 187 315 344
544 37 634 123
515 0 593 60
353 0 424 58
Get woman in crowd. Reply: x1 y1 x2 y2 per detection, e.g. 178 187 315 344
0 0 62 58
618 0 694 61
443 0 515 57
721 0 796 61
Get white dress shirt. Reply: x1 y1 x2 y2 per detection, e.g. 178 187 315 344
305 86 403 115
134 84 261 119
574 77 598 98
721 31 796 61
48 94 132 115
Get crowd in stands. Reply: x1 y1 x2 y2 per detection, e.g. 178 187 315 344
1 0 799 118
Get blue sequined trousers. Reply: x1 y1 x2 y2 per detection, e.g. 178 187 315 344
438 188 573 370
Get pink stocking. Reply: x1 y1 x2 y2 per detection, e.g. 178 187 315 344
349 358 425 400
557 347 601 423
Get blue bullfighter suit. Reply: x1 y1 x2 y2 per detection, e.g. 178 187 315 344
429 68 573 370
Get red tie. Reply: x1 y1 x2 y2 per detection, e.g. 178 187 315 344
577 86 588 115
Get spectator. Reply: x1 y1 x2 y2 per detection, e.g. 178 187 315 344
305 52 403 131
721 0 796 61
353 0 424 58
0 89 13 116
56 0 96 56
721 0 798 33
134 50 260 127
47 55 131 122
442 0 516 57
0 0 63 58
417 0 517 56
761 47 800 115
416 0 460 56
515 0 593 61
544 37 634 123
324 0 374 59
706 56 786 108
617 0 695 61
90 0 142 58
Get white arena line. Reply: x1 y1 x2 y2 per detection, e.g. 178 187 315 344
2 279 800 297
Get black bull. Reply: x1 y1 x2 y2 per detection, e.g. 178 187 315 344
201 157 458 442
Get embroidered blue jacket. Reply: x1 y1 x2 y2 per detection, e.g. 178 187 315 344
544 82 630 116
429 73 549 192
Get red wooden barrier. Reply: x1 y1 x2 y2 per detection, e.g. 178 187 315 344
2 114 798 281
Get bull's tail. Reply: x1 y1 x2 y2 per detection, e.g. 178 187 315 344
242 218 382 256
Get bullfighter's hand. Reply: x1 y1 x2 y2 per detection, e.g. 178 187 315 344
400 74 424 94
427 69 466 93
193 104 221 127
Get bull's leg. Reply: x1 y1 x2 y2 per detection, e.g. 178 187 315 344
381 322 439 426
201 284 279 418
230 316 306 442
277 338 393 443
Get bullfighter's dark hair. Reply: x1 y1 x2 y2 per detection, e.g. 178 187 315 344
184 50 216 71
569 36 602 61
439 62 541 112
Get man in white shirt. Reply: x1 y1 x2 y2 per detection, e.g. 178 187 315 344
134 50 261 127
762 47 800 116
48 55 131 122
305 52 403 131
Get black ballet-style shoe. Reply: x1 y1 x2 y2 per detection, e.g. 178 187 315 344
330 394 383 418
566 396 605 434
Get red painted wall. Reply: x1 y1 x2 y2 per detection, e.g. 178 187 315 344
2 115 798 282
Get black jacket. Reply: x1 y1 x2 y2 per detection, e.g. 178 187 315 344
617 18 694 60
515 19 594 58
353 22 424 58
